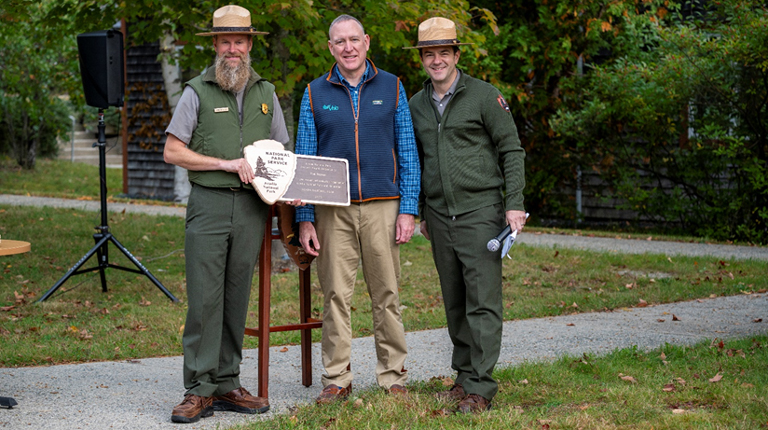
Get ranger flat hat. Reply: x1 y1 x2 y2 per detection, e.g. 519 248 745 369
196 5 268 36
403 17 472 49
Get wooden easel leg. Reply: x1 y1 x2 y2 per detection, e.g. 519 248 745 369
299 266 312 387
257 212 273 399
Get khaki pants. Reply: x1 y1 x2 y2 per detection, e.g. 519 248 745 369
315 200 408 389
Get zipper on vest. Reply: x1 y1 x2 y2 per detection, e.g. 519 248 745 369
340 83 363 202
238 87 247 157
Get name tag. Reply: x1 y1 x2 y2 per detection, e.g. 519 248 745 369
214 107 229 113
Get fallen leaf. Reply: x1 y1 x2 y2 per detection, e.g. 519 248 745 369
662 383 675 392
672 408 687 414
676 378 686 385
620 374 637 383
709 373 723 383
519 379 529 385
571 302 578 308
660 352 666 360
279 346 289 352
657 319 666 322
139 297 151 306
353 398 363 408
625 283 634 289
566 323 575 327
741 383 754 388
672 314 680 321
754 318 763 323
637 299 648 307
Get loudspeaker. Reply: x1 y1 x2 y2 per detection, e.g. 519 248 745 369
77 29 124 108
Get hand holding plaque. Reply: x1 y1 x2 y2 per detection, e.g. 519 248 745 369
244 140 350 206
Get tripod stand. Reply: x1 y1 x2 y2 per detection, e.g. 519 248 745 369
38 110 178 303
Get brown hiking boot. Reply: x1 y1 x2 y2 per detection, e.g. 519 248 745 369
386 384 409 397
212 387 270 414
315 384 352 404
435 383 465 402
457 393 492 413
171 394 213 423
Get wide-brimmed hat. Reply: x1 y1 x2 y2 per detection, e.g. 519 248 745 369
403 17 472 49
196 5 268 36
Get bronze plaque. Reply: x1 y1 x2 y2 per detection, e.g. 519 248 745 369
280 155 350 206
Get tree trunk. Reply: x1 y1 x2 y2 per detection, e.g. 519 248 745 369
268 21 295 152
159 31 191 203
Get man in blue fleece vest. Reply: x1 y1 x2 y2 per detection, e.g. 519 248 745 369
295 14 420 403
406 17 527 414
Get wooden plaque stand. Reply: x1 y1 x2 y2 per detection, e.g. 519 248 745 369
244 205 322 398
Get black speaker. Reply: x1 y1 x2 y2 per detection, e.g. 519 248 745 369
77 29 124 108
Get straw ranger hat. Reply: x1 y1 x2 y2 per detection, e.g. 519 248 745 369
403 17 472 49
196 5 268 36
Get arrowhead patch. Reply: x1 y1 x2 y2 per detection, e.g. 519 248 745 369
244 139 296 205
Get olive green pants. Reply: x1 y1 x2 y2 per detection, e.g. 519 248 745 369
425 203 505 401
182 184 268 397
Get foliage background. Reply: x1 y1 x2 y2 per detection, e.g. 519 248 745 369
1 0 766 242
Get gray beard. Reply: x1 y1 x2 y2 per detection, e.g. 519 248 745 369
215 53 251 93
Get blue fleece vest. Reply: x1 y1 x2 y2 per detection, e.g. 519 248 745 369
308 63 400 202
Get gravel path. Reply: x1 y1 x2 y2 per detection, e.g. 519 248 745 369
1 194 766 429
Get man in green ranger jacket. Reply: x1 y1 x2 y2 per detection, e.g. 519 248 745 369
406 17 527 414
163 5 289 424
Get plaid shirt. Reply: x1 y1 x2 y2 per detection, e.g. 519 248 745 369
295 61 420 223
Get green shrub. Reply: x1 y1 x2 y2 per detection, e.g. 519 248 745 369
552 1 768 243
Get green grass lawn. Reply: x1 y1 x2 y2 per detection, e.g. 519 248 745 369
1 203 765 367
0 157 124 199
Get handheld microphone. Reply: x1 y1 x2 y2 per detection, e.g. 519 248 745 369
486 213 529 252
486 225 512 252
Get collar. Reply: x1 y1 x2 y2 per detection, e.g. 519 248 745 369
327 59 378 87
423 67 466 95
431 70 461 102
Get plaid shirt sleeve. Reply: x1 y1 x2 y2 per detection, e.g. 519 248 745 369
395 80 420 216
294 87 317 223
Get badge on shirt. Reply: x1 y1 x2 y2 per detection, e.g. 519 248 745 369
372 100 383 105
262 103 269 115
496 94 510 113
214 107 229 113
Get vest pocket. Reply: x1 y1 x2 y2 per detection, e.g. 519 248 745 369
392 148 397 184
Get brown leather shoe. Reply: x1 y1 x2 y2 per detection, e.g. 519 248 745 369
315 384 352 404
171 394 213 423
212 387 270 414
435 383 465 402
457 393 492 413
387 384 409 397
